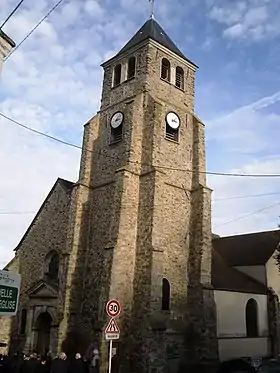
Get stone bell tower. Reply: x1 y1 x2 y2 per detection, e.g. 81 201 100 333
61 16 218 373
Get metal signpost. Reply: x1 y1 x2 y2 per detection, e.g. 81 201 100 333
0 270 21 316
105 299 121 373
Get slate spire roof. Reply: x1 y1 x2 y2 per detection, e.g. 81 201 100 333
115 18 197 67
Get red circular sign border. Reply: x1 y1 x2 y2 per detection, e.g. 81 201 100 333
106 299 121 318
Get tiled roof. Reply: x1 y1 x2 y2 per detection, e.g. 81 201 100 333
14 178 74 251
114 18 197 67
212 250 268 294
213 230 280 266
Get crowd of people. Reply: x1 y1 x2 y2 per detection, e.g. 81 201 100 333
0 350 100 373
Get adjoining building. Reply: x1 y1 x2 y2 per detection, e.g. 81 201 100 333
0 29 15 73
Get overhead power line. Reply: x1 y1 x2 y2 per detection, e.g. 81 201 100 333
0 0 25 29
213 201 280 229
0 211 35 215
2 199 280 233
4 0 65 61
214 191 280 201
2 111 280 179
1 190 280 216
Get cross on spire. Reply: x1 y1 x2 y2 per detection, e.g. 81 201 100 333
149 0 155 19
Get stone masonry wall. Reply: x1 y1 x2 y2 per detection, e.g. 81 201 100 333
63 37 217 372
3 180 73 353
146 43 196 113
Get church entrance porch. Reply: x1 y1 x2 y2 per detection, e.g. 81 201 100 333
24 279 59 355
35 312 52 355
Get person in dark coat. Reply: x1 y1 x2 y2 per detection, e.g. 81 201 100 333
21 353 40 373
38 357 51 373
0 355 4 373
89 350 100 373
70 353 87 373
10 352 24 373
50 352 70 373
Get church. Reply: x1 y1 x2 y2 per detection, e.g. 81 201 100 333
1 15 280 373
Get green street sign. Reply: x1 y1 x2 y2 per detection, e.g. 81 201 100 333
0 270 21 316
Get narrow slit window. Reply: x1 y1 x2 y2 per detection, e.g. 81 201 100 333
162 278 170 311
161 58 171 81
127 56 136 79
113 64 122 87
175 66 184 89
20 308 27 335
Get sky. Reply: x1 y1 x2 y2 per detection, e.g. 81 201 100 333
1 0 280 268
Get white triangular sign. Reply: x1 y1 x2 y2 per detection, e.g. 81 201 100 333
105 318 120 334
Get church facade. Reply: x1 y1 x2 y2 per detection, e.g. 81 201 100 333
1 17 280 373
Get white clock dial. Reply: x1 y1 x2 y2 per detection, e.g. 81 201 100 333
110 111 124 129
166 112 180 130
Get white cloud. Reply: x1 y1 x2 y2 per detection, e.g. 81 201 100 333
207 90 280 237
208 1 280 41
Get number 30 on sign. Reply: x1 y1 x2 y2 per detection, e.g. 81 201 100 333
106 299 121 318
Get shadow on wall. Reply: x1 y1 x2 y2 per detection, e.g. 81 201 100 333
60 114 127 360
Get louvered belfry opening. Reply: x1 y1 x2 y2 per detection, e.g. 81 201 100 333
175 66 184 89
113 64 122 86
111 124 123 143
161 58 171 81
127 56 136 79
166 124 179 142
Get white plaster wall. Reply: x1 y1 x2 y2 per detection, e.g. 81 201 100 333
234 265 266 285
215 290 270 361
266 254 280 297
218 337 270 361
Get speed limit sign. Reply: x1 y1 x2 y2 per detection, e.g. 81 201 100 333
106 299 121 318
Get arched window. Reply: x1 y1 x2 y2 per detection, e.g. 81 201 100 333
175 66 184 89
161 278 170 311
44 250 59 281
20 308 27 334
127 56 136 79
161 58 171 81
246 298 259 337
113 64 122 87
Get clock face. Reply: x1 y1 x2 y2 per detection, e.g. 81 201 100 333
110 111 124 129
166 112 180 130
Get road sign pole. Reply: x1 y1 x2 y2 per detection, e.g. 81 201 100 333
108 339 113 373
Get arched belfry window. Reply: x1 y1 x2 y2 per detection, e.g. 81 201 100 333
127 56 136 79
44 250 59 281
161 278 170 311
20 308 27 335
113 64 122 87
161 58 171 81
175 66 184 89
246 298 259 337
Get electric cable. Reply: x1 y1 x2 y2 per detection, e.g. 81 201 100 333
0 0 25 29
213 201 280 229
1 112 280 178
4 0 65 61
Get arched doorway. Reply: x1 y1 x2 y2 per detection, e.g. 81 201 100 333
36 312 52 354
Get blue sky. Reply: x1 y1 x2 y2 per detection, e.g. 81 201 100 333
1 0 280 267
